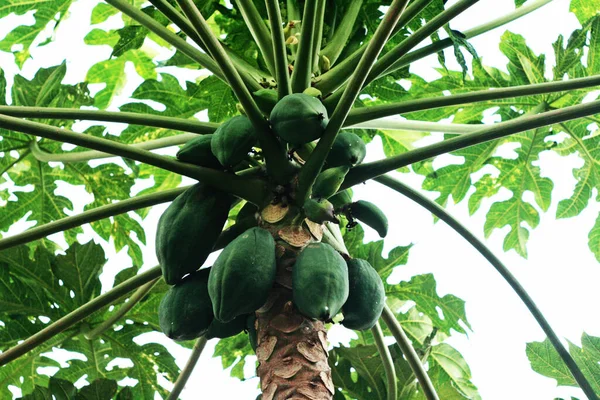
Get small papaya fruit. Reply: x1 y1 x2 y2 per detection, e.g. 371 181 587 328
329 188 353 209
312 165 350 199
158 269 214 341
208 227 277 322
176 134 222 169
294 141 316 163
302 87 322 98
253 89 278 115
206 314 248 339
211 115 257 168
342 259 385 331
348 200 388 238
303 198 338 224
269 93 329 145
156 183 232 285
326 132 366 167
292 242 349 321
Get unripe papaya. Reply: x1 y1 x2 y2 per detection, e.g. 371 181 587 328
292 242 349 321
349 200 388 238
326 132 366 167
176 134 221 169
211 115 257 168
342 259 385 331
208 227 277 322
312 165 350 199
303 198 338 224
269 93 329 145
158 269 214 341
294 141 316 163
206 314 248 339
329 188 353 209
253 89 278 115
156 183 232 285
302 87 322 99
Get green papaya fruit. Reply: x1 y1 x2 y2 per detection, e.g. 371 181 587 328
349 200 388 238
247 314 257 351
326 132 366 167
342 259 385 331
206 314 248 339
329 188 353 209
312 165 350 199
303 198 338 224
211 115 257 168
302 87 322 98
269 93 329 145
292 242 349 321
176 134 222 169
253 89 278 115
158 269 214 341
156 183 233 285
208 227 277 322
294 141 316 163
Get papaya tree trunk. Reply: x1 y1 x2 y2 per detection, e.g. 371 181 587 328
255 217 334 400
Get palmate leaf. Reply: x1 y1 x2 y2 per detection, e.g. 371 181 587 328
526 333 600 393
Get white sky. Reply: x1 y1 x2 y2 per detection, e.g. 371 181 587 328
1 0 599 399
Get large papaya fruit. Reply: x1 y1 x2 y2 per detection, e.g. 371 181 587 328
326 131 366 167
348 200 388 238
205 314 248 339
303 198 338 224
312 165 350 199
176 134 221 169
342 259 385 331
269 93 328 145
292 242 349 321
156 183 232 285
158 269 214 341
211 115 257 168
208 227 277 322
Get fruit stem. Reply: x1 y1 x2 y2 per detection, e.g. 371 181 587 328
311 0 327 74
342 99 600 189
295 0 410 204
167 337 208 400
381 305 439 400
372 321 398 400
319 0 363 66
235 0 276 76
265 0 292 99
376 175 599 400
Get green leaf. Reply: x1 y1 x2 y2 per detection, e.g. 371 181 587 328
330 345 388 400
429 343 480 399
569 0 599 24
111 26 147 58
588 214 600 263
526 337 578 387
49 377 77 400
19 385 52 400
589 17 600 75
499 31 546 85
76 379 118 400
91 3 119 25
213 333 254 380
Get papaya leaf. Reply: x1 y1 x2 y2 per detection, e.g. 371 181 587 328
49 377 77 400
569 0 599 24
91 3 119 25
213 333 255 381
75 379 118 400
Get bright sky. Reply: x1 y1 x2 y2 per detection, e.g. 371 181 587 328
2 0 599 399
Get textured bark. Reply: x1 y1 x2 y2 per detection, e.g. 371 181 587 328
255 215 334 400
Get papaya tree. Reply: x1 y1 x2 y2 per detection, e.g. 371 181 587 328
1 0 600 399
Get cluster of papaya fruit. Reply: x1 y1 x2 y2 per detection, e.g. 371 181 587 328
155 92 390 345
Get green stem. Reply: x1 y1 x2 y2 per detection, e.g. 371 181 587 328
265 0 292 99
345 75 600 126
296 0 410 204
0 266 162 366
343 99 600 189
148 0 269 84
311 0 327 74
176 0 291 182
29 133 198 163
381 305 439 400
105 0 223 80
314 0 433 95
167 337 208 400
236 0 275 76
0 114 268 204
291 0 318 92
320 0 363 66
0 186 188 251
372 321 398 400
347 119 482 134
325 0 481 108
0 106 219 133
85 279 159 340
376 175 599 400
383 0 553 76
